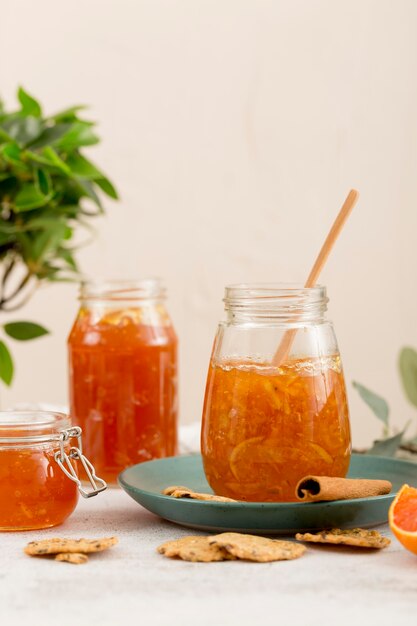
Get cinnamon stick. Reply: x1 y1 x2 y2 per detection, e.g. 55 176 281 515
296 476 392 502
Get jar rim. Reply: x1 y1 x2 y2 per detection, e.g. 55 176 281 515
225 282 326 297
0 411 71 444
79 278 166 302
223 283 328 321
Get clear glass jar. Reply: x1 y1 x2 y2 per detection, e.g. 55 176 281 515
68 279 178 484
201 284 351 503
0 411 106 531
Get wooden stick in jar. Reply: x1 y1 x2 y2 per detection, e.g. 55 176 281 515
272 189 359 366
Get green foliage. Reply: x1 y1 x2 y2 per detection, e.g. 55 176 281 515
4 321 48 340
366 429 406 457
0 87 118 386
0 321 49 385
399 347 417 408
353 347 417 458
352 381 389 435
0 86 117 293
0 339 13 385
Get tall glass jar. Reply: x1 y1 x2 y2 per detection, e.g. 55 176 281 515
68 279 178 484
201 284 351 502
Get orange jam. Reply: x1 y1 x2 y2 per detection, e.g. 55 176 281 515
0 413 79 531
68 304 178 484
201 356 351 502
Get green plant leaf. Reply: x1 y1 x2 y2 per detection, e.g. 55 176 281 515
66 153 102 178
0 127 12 143
366 428 407 457
27 123 72 150
4 321 49 341
55 122 99 151
399 347 417 408
2 116 43 146
57 247 78 270
42 147 71 174
14 184 53 211
31 221 68 262
352 381 389 426
76 179 103 211
35 168 51 196
18 87 42 118
1 143 29 171
0 340 13 385
95 176 118 199
50 105 87 123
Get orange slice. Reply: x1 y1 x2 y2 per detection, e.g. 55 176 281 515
388 484 417 554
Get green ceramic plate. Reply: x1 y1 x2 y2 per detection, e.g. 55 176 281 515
118 453 416 534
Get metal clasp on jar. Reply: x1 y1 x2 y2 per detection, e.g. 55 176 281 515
55 427 107 498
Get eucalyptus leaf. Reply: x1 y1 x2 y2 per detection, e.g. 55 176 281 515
399 347 417 408
352 381 389 426
366 429 406 457
0 340 13 386
4 321 49 341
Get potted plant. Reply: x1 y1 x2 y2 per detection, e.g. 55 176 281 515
0 87 117 385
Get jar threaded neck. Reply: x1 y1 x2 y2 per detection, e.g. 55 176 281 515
224 284 328 323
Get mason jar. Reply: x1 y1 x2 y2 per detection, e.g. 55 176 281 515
68 279 178 484
0 411 106 531
201 284 351 502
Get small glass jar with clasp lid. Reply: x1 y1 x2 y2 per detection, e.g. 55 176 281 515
201 284 351 502
0 411 106 531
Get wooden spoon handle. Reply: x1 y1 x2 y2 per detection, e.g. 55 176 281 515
272 189 359 366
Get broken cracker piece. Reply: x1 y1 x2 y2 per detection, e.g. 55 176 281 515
157 536 235 562
295 528 390 549
162 486 192 496
209 532 306 562
24 536 118 556
55 553 89 565
162 486 237 502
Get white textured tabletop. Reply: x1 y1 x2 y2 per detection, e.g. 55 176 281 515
1 487 415 626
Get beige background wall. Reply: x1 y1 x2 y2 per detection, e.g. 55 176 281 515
2 0 417 446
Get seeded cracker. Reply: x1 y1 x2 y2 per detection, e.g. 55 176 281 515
157 536 235 562
55 553 89 565
209 533 306 562
24 536 118 556
162 486 237 502
295 528 390 549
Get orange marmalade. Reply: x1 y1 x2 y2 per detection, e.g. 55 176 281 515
201 356 351 502
0 412 79 531
68 280 178 483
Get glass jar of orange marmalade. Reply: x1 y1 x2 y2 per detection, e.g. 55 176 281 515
0 411 106 531
68 279 178 484
201 284 351 503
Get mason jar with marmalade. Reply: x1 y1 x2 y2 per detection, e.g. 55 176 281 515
68 279 178 483
201 284 351 502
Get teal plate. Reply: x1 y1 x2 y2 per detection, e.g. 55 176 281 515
118 454 417 534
